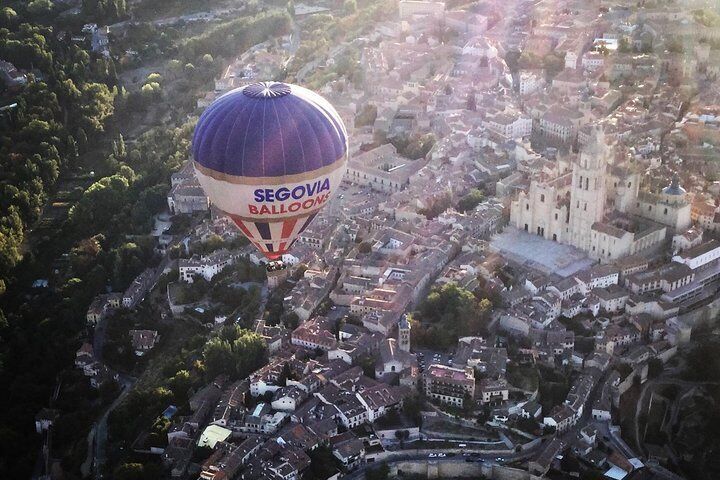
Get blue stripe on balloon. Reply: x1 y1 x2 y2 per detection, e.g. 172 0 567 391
255 222 272 240
298 212 317 234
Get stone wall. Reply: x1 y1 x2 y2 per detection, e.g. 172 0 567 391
387 461 541 480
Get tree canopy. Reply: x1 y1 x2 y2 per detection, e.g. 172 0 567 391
412 283 492 349
202 326 268 380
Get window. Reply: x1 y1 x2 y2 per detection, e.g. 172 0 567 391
555 213 558 220
584 203 587 211
526 204 529 210
540 194 545 202
648 205 652 211
524 224 528 232
553 234 557 241
664 208 668 215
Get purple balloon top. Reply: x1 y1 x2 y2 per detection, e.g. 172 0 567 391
192 82 347 178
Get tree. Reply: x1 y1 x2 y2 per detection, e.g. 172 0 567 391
648 358 663 379
306 445 341 479
543 53 565 78
358 241 372 254
394 429 410 445
457 188 484 212
141 82 162 100
78 82 116 135
146 73 163 84
112 462 162 480
0 7 17 27
202 327 267 380
403 395 423 424
466 91 477 111
560 453 580 473
463 391 474 416
354 103 377 127
366 462 390 480
168 59 183 78
618 37 631 53
27 0 54 17
168 370 193 401
414 282 492 348
343 0 357 14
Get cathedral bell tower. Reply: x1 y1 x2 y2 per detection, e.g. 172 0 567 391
568 126 610 251
398 315 411 352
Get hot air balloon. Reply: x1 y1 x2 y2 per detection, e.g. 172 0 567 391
191 81 348 271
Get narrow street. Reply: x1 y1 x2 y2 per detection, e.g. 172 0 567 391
91 374 137 480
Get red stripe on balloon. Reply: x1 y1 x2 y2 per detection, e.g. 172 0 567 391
281 218 298 240
231 217 254 238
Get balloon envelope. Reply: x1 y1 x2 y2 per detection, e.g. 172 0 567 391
192 82 348 260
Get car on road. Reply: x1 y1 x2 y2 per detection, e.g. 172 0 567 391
495 457 503 463
428 453 437 458
437 453 446 458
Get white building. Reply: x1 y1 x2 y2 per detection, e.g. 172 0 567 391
483 113 533 139
178 249 237 283
672 240 720 270
519 70 545 96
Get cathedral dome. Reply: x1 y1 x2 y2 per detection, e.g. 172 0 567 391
662 174 686 196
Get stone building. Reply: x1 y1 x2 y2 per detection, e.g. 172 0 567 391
510 127 677 262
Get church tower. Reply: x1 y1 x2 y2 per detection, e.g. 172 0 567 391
398 315 411 352
568 127 610 252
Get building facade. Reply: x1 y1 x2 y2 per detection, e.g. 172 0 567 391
510 127 675 262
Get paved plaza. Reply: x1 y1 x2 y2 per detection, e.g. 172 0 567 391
490 227 596 278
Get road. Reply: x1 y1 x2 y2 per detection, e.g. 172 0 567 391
343 443 543 480
90 374 136 480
